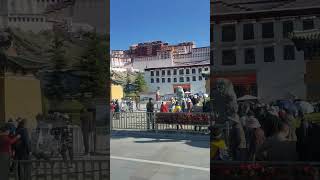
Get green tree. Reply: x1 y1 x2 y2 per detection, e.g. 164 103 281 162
45 33 67 101
80 32 108 99
134 72 147 93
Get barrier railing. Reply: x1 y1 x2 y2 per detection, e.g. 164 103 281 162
111 112 229 135
211 161 320 180
9 160 109 180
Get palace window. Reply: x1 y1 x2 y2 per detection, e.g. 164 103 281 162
264 46 275 62
283 21 293 38
283 45 295 60
199 76 203 81
186 77 190 82
179 69 184 75
167 70 171 75
162 70 165 76
151 71 154 76
167 78 171 83
243 23 254 40
179 77 184 82
192 68 196 74
174 78 177 82
222 24 236 42
244 48 255 64
262 22 274 38
156 78 160 83
151 78 154 83
162 78 165 83
173 69 177 75
303 19 314 30
156 71 159 76
192 76 196 81
186 69 190 74
222 50 236 65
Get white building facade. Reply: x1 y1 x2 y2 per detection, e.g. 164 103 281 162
144 64 210 95
211 1 320 102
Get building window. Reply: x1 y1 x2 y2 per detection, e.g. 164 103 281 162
192 76 196 81
186 69 190 74
173 69 177 75
13 17 16 22
162 78 165 83
151 78 154 83
244 48 255 64
192 69 196 74
283 21 293 38
156 78 160 83
222 50 236 65
162 70 165 76
283 45 295 60
179 69 184 75
22 17 25 22
151 71 154 76
303 19 314 30
264 46 275 62
222 24 236 42
262 22 274 38
167 78 171 83
198 68 202 73
174 78 177 82
156 71 159 76
204 67 208 71
186 77 190 82
179 77 184 82
167 70 171 75
199 76 203 81
243 23 254 40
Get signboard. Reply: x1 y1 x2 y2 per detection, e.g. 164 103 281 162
212 73 256 85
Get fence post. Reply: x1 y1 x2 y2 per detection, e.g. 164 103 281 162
146 112 150 130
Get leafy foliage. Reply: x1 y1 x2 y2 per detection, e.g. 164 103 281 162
45 33 68 101
134 72 147 93
79 32 108 99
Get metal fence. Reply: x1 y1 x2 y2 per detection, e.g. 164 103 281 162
211 161 320 180
111 112 224 134
9 160 109 180
30 127 109 157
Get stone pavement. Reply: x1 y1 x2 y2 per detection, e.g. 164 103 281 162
111 130 210 180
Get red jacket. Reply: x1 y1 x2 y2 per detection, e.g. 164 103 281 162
0 134 18 154
160 104 169 112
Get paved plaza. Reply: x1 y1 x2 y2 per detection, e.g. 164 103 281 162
110 131 210 180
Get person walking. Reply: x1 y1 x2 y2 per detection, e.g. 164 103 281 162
115 100 120 119
146 98 155 130
0 125 21 180
15 120 31 180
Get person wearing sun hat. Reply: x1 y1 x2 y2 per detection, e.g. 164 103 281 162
245 111 266 160
211 127 229 161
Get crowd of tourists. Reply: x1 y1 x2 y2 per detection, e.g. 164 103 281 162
211 99 320 162
158 94 210 113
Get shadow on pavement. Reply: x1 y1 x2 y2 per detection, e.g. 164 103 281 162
111 130 209 149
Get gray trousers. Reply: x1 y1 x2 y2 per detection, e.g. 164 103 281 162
0 153 10 180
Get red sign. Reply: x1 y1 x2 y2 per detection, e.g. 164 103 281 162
212 73 256 85
173 84 191 89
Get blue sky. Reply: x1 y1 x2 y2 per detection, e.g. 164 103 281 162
110 0 210 50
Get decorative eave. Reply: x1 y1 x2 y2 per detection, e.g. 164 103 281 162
211 6 320 23
289 29 320 55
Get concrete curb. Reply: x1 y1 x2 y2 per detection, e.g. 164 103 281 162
111 130 209 141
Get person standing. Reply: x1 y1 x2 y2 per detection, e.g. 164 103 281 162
15 120 31 180
0 125 21 180
115 100 120 119
245 111 266 161
146 98 155 130
229 115 247 161
160 102 169 113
